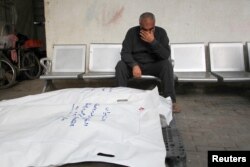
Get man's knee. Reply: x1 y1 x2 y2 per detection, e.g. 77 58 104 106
115 61 130 86
159 59 173 71
115 60 127 72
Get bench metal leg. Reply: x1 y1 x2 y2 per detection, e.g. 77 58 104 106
42 80 56 93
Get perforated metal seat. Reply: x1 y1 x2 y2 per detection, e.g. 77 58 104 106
171 43 217 82
209 42 250 82
80 43 120 79
40 44 86 92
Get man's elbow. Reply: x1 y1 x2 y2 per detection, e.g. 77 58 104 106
162 51 171 59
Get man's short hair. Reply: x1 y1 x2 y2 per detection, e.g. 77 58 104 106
139 12 155 21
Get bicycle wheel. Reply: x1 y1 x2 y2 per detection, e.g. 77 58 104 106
0 58 17 89
21 51 41 79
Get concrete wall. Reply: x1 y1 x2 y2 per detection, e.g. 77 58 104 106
45 0 250 59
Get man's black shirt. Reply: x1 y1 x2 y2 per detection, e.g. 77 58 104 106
121 26 171 68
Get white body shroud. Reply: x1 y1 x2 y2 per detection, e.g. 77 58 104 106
0 87 172 167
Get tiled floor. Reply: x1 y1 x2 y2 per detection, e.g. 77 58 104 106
1 79 250 167
175 85 250 167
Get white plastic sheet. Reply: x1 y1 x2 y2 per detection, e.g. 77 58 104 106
0 87 172 167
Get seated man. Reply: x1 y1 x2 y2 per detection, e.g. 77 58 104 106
115 12 180 113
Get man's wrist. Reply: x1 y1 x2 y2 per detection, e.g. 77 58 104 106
132 63 139 68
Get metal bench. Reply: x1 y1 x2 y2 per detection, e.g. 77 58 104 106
40 44 86 92
171 43 217 82
209 42 250 82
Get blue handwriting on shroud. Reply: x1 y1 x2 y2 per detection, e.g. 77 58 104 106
61 103 111 127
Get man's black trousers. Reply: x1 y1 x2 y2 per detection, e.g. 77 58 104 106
115 59 176 103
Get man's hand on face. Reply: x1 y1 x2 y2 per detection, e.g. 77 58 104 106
140 29 155 43
132 65 142 78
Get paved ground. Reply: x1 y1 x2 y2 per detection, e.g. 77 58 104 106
1 79 250 167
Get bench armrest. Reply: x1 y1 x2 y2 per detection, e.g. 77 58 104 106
171 59 175 67
40 57 52 74
168 57 174 67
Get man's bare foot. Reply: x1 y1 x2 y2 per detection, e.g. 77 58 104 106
173 103 181 113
